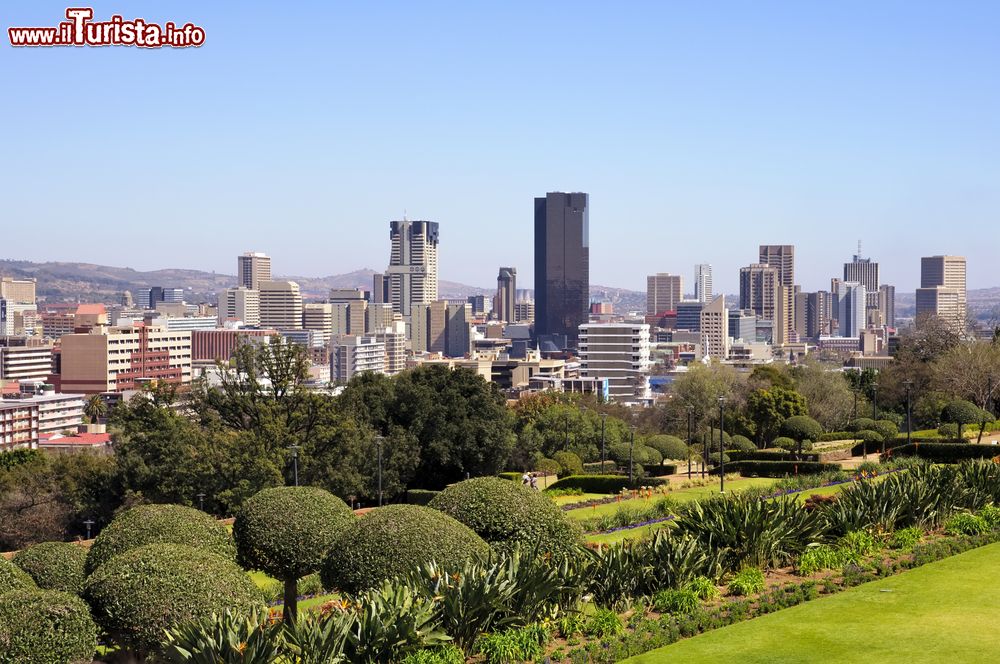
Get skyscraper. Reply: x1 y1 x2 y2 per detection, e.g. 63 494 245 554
496 267 517 323
646 274 683 315
916 255 967 329
384 220 439 318
739 263 780 322
759 245 795 287
844 254 880 311
237 252 272 290
836 282 866 338
879 284 896 328
700 295 729 359
258 281 303 330
694 264 713 304
534 192 589 347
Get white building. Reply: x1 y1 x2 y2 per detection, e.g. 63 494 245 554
332 336 387 383
3 390 84 435
578 322 651 403
0 344 53 382
836 281 866 338
221 287 261 327
694 264 713 304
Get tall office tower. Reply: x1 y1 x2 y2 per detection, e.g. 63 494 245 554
0 299 10 337
694 264 713 304
759 245 795 286
366 303 397 334
303 303 334 347
700 295 729 359
739 264 780 322
375 320 407 375
371 273 389 304
220 287 261 327
496 267 517 323
578 322 651 403
917 255 967 329
844 253 880 311
467 295 489 316
411 301 448 354
534 192 589 347
794 291 832 340
445 302 474 358
836 282 866 337
728 309 757 342
162 288 185 304
514 301 535 324
879 285 896 328
0 277 36 305
259 281 303 330
237 252 272 291
646 274 683 315
676 300 704 332
386 219 439 317
329 289 368 336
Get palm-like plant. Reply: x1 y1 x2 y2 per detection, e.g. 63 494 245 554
84 394 108 425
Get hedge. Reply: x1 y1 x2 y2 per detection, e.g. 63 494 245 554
0 557 36 595
12 542 87 595
0 589 97 664
643 463 679 477
428 477 583 555
727 450 819 463
720 460 841 477
498 472 523 482
85 503 236 574
817 432 854 442
84 543 264 653
406 489 441 505
891 443 1000 463
545 474 668 493
321 504 490 594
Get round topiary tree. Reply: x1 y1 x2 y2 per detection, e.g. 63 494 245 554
321 504 489 594
551 450 583 478
857 429 884 455
0 588 97 664
84 543 264 655
428 477 583 557
233 486 355 622
85 503 235 574
728 435 756 452
0 556 36 595
780 416 823 443
535 457 562 475
696 428 732 452
645 435 689 460
941 400 987 440
637 445 663 467
873 420 899 443
12 541 87 595
852 417 876 432
772 436 797 452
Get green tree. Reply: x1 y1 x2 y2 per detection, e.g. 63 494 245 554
746 387 808 446
83 395 108 425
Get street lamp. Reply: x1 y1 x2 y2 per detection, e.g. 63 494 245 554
686 406 694 480
375 435 384 507
872 380 883 455
84 519 94 541
702 413 709 480
600 412 608 472
628 426 636 486
564 413 570 450
288 445 300 487
197 492 206 511
904 379 914 447
718 396 726 494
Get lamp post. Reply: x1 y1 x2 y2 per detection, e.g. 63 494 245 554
628 426 636 486
288 445 299 487
375 435 384 507
686 407 693 480
872 381 883 455
197 492 206 511
600 412 607 472
564 413 569 450
84 519 94 541
718 396 726 494
702 413 709 480
904 379 913 447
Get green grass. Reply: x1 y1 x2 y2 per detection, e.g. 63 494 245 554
548 492 606 506
625 541 1000 663
585 521 670 546
248 570 278 589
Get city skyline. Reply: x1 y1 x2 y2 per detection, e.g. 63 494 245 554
3 2 999 293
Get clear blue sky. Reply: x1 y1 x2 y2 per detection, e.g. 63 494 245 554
2 1 998 294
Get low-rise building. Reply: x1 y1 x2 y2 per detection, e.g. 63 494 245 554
331 336 386 383
2 389 84 435
0 401 39 450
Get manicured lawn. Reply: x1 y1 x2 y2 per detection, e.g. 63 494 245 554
549 492 606 506
585 521 670 546
248 570 278 589
625 541 1000 663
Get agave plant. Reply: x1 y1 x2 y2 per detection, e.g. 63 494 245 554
161 609 284 664
583 541 649 610
641 531 724 593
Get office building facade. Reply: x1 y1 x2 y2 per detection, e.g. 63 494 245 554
384 220 439 317
259 281 303 330
534 192 589 347
646 273 683 315
237 252 272 291
496 267 517 323
578 323 651 403
694 264 713 304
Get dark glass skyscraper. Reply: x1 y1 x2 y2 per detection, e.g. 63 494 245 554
534 192 589 347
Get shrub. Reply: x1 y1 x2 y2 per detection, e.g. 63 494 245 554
728 567 766 596
817 431 854 442
852 418 876 432
322 504 490 593
0 448 42 471
233 486 355 620
546 474 668 493
12 542 87 594
873 420 899 441
696 428 732 451
856 429 884 448
429 477 583 556
406 489 441 505
685 575 720 601
552 451 584 478
535 458 562 476
583 608 624 638
944 513 989 536
796 545 845 576
161 608 282 664
401 646 467 664
637 445 664 466
85 503 235 574
646 435 690 460
0 556 35 595
728 435 756 452
726 460 840 477
609 443 662 467
477 625 547 664
840 530 879 558
892 443 996 463
0 589 97 664
772 437 797 452
980 505 1000 529
497 472 522 482
889 527 923 550
938 423 959 438
780 416 823 444
84 543 263 654
651 588 699 614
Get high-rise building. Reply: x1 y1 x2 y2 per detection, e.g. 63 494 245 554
220 287 261 327
844 254 880 311
578 322 651 403
385 220 439 317
162 288 185 304
329 289 368 336
676 301 704 332
728 309 757 342
836 282 866 338
514 301 535 324
411 300 472 357
739 263 780 322
331 336 386 383
496 267 517 323
646 274 683 315
694 264 713 304
917 255 967 329
374 320 407 375
0 277 36 305
191 329 278 362
879 285 896 328
467 295 490 316
237 252 272 291
258 281 302 330
795 291 832 340
534 192 589 347
700 295 729 359
303 303 334 347
0 342 53 383
759 245 795 286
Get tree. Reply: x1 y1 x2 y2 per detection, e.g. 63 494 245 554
933 341 1000 442
670 362 745 434
790 361 857 431
941 399 989 441
83 395 108 425
746 387 808 447
780 415 823 457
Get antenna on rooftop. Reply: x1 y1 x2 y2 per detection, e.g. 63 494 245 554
857 239 862 260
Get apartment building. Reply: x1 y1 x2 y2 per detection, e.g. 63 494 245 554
578 322 651 403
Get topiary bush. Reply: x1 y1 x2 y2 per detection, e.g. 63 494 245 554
645 435 689 460
84 543 264 654
772 437 797 452
0 588 97 664
873 420 899 442
851 418 876 432
12 542 87 595
0 556 36 595
728 435 756 452
233 486 355 621
552 451 584 478
637 445 663 467
780 416 823 443
535 457 562 476
321 504 490 593
428 477 583 556
85 503 235 574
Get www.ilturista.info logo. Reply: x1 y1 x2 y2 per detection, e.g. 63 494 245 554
8 8 205 48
